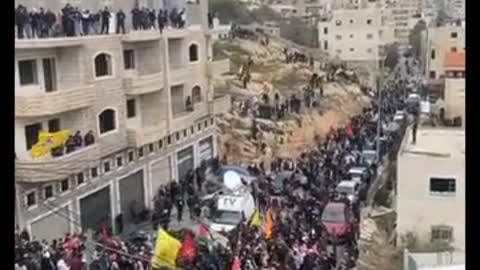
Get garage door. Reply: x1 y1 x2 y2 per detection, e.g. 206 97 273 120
177 146 194 183
31 206 70 242
198 136 214 163
119 170 145 223
80 186 111 232
151 157 172 197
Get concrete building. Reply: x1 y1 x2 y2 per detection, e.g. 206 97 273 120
210 18 231 41
420 23 465 85
404 249 465 270
444 0 465 21
14 1 232 240
382 1 418 44
317 7 383 69
396 127 465 251
442 51 464 126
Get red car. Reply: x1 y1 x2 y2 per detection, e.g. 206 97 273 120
321 202 356 238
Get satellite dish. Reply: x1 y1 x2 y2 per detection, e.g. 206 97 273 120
223 170 242 190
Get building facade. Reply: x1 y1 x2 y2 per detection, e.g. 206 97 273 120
420 23 465 84
14 1 232 240
396 127 465 251
317 7 383 70
442 51 464 126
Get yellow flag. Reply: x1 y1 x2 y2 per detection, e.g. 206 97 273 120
151 229 181 269
31 130 72 158
249 209 261 227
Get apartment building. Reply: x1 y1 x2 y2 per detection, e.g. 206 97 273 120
396 127 465 251
442 51 464 126
420 22 465 84
444 0 465 21
382 1 418 44
317 7 383 70
14 1 232 241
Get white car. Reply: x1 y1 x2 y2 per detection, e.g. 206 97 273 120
336 181 359 203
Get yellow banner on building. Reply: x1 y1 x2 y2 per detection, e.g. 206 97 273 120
151 229 181 269
31 130 71 158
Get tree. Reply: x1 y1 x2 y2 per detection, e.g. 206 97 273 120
409 20 427 59
250 5 282 23
209 0 252 24
384 43 399 71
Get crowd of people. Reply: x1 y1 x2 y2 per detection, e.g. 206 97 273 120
14 3 197 39
51 130 95 158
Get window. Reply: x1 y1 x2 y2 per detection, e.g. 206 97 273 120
335 35 342 40
42 58 57 92
350 19 354 24
77 173 85 185
103 161 111 173
18 60 38 85
98 108 116 134
138 147 144 158
123 49 135 70
176 132 180 141
167 136 172 145
191 126 195 135
450 47 457 53
44 185 54 199
350 34 354 38
324 41 328 50
367 19 372 25
450 32 458 38
198 123 202 131
91 167 98 178
350 48 355 52
116 156 123 167
148 143 154 153
211 118 214 125
366 33 373 39
126 99 136 118
335 20 342 26
94 53 113 77
430 177 456 194
431 49 436 60
323 27 328 34
204 120 208 128
429 71 436 79
192 86 202 103
183 129 188 138
26 192 36 207
25 123 42 150
158 140 163 149
128 151 134 163
431 225 453 242
367 48 373 53
189 44 199 62
60 179 70 193
48 118 60 132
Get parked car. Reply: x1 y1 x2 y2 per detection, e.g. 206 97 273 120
336 181 360 203
321 202 355 239
361 150 378 167
347 166 370 184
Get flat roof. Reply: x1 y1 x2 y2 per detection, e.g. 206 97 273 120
400 127 465 158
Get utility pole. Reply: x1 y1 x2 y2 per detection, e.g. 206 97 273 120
376 52 384 161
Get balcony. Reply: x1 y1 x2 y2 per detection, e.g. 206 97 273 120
15 85 95 117
170 65 200 84
172 102 209 132
15 144 100 183
15 37 85 49
209 94 232 115
209 59 231 76
123 72 164 95
127 121 168 147
122 30 162 42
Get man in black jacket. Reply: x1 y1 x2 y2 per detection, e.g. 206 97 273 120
116 9 126 34
101 6 111 34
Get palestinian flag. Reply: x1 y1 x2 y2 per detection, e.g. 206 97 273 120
196 223 214 247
